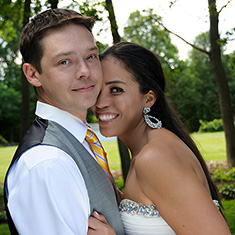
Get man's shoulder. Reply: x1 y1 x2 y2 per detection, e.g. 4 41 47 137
21 145 63 170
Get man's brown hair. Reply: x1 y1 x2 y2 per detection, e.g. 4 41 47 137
20 8 95 73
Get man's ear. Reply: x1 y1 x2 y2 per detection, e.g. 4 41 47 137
22 63 42 87
144 90 156 108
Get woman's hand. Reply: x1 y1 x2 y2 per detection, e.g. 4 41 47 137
88 211 116 235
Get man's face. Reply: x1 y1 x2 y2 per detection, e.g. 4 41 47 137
35 24 102 120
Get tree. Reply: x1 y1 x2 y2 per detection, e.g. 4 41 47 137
20 0 31 140
48 0 59 9
208 0 235 166
188 32 220 122
0 0 25 142
154 0 235 167
105 0 120 43
123 9 179 71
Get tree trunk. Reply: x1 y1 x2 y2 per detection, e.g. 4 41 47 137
105 0 120 43
118 138 131 183
49 0 59 9
20 0 31 140
105 0 131 182
208 0 235 167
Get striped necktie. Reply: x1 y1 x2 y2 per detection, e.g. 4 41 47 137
85 126 113 184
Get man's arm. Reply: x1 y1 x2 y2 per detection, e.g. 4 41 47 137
7 145 90 235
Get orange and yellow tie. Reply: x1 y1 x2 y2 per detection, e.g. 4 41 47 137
85 126 113 184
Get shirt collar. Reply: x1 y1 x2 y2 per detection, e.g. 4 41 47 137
35 101 87 143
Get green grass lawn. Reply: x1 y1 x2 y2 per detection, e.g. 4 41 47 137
191 131 226 162
0 223 10 235
223 199 235 234
0 146 17 184
102 140 121 170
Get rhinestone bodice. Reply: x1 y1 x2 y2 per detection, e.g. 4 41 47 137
119 199 160 217
119 199 220 218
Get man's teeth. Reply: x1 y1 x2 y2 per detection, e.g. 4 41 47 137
99 114 116 121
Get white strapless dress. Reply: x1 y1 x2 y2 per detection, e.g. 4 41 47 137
119 199 220 235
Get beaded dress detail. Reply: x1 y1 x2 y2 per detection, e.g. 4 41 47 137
119 199 220 235
119 199 160 217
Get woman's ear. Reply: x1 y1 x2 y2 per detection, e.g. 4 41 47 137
145 90 156 108
22 63 42 87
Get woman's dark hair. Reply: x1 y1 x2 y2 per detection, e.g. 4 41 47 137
100 41 223 212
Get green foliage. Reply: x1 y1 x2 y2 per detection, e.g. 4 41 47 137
186 33 221 125
0 211 7 223
220 184 235 200
0 223 10 234
115 178 124 192
212 167 235 182
0 84 21 142
0 136 8 145
223 52 235 112
64 0 104 21
198 119 223 133
222 199 235 234
123 9 179 70
211 167 235 201
86 108 98 123
167 61 202 132
0 187 7 223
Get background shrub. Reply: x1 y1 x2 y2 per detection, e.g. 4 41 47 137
198 119 223 133
220 184 235 200
212 167 235 182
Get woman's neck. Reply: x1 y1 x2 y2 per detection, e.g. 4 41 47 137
119 124 150 158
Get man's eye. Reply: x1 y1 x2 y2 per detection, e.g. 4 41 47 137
110 87 123 94
60 60 70 65
88 54 97 60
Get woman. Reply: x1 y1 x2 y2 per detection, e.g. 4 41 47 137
88 42 231 234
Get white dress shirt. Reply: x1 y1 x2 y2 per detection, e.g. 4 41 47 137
7 101 97 235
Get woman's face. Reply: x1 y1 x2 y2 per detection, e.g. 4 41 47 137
92 56 147 138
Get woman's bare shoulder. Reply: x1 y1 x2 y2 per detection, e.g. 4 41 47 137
135 129 184 171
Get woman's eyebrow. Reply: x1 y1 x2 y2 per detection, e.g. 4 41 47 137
105 80 126 85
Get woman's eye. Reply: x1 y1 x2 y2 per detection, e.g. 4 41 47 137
110 87 123 94
59 60 70 65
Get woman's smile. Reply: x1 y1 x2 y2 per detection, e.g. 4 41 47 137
98 113 119 122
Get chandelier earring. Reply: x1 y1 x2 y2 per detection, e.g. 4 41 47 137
143 107 162 129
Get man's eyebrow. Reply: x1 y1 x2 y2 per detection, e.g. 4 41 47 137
52 46 99 59
105 80 126 85
89 46 99 51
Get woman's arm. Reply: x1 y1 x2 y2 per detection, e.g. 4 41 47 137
135 145 231 235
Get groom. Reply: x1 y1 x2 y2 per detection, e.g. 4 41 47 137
4 8 124 235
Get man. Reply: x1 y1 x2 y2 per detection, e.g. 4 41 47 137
4 9 124 235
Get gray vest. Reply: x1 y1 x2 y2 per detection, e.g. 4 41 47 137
43 120 124 234
4 117 124 235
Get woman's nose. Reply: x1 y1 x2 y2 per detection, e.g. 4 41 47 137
95 90 111 109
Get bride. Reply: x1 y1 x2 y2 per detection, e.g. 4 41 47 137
88 42 231 234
